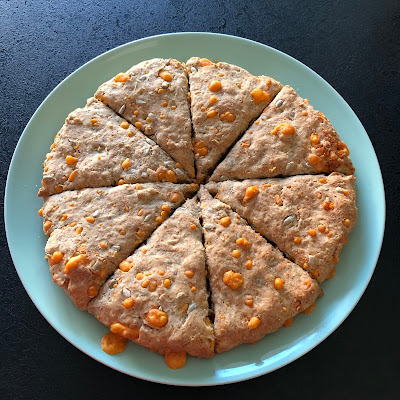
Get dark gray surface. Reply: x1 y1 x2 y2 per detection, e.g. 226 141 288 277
1 0 399 398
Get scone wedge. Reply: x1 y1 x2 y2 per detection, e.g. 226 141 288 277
88 198 215 360
41 183 196 309
38 98 190 197
199 188 322 353
95 58 195 178
206 173 357 283
211 85 354 181
186 57 282 182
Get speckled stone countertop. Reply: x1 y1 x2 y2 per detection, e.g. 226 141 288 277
0 0 399 398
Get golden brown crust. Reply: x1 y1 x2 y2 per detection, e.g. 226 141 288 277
211 86 354 181
38 58 358 362
42 183 196 309
94 58 195 178
199 188 321 353
38 98 190 197
206 173 357 283
88 198 215 358
187 57 282 182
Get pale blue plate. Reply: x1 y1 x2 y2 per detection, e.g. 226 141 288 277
4 33 385 386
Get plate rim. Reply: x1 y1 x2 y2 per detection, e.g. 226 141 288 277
4 31 386 386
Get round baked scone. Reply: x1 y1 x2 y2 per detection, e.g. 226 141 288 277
37 56 358 369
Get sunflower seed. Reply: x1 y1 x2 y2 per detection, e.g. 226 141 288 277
111 245 120 252
93 261 103 270
118 104 126 114
285 161 296 173
283 215 296 226
203 223 216 230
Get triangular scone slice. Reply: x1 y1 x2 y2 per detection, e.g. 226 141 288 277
38 98 190 197
41 183 196 309
186 57 282 182
199 188 321 353
94 58 194 178
206 173 357 283
211 86 354 181
88 198 215 359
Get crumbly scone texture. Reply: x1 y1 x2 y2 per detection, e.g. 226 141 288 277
42 183 196 310
88 198 215 358
38 98 190 197
199 188 322 353
210 85 355 181
186 57 283 182
38 57 359 361
206 173 357 283
94 58 195 178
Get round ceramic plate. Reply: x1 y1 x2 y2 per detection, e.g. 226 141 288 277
5 33 385 386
